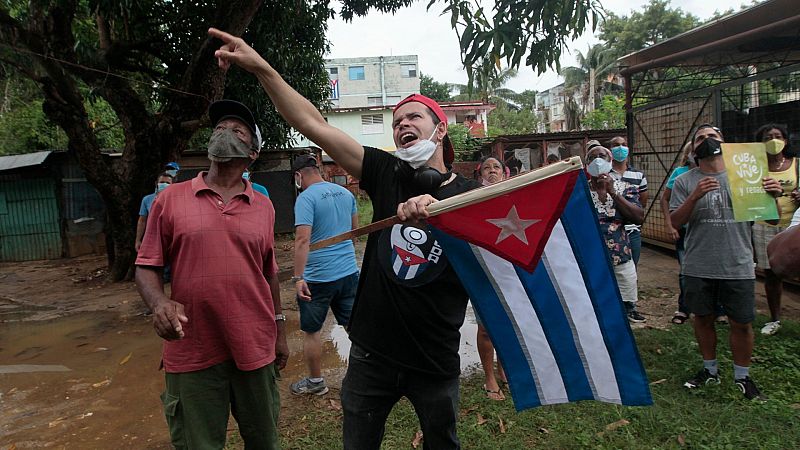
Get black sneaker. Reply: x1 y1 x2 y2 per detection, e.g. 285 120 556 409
627 309 646 323
735 376 767 401
683 368 721 389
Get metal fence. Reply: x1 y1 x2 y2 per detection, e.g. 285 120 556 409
629 68 800 247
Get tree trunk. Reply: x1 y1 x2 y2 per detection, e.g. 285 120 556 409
589 67 596 112
2 0 263 281
105 196 138 281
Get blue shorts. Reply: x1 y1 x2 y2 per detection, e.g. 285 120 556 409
297 272 358 333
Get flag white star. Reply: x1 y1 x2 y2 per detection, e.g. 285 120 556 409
486 205 540 245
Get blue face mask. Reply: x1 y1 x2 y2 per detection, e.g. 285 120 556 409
156 182 170 193
611 145 629 162
165 169 178 178
587 157 613 177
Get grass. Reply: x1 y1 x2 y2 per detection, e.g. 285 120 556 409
355 196 373 243
357 196 373 228
226 316 800 449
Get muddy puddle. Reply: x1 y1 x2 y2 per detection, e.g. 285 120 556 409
1 301 483 449
1 311 167 449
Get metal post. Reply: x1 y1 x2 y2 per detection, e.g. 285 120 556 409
624 74 634 150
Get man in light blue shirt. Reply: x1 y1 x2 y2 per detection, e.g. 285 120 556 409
135 172 173 252
290 154 359 396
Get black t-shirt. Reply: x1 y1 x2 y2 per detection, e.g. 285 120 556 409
350 147 480 378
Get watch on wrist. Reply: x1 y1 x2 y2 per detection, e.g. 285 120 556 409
275 314 286 321
290 275 304 283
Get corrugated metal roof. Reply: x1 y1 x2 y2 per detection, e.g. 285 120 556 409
0 151 52 172
618 0 800 73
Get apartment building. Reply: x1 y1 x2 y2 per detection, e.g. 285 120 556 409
327 55 420 109
295 55 492 153
536 83 568 132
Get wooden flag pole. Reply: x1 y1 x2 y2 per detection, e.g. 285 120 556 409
309 215 402 251
308 156 583 251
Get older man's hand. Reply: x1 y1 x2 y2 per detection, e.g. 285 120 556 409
152 299 189 341
274 325 289 371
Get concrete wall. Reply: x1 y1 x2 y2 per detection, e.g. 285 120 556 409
327 55 420 108
322 109 397 151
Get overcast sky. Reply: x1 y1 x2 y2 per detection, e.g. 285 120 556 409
326 0 755 93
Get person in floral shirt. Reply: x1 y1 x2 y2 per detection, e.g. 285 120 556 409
585 145 646 323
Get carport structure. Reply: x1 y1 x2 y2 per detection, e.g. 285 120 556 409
619 0 800 246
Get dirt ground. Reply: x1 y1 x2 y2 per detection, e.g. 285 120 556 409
2 241 799 449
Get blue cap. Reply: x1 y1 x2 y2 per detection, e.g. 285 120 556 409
165 162 180 170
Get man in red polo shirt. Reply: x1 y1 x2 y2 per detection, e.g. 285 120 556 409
135 100 288 449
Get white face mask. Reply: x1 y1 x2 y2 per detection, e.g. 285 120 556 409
395 128 438 169
587 157 613 177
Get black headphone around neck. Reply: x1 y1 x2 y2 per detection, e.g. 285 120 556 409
394 160 451 195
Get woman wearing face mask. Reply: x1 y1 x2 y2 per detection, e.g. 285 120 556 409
586 146 646 323
474 155 509 400
752 123 797 336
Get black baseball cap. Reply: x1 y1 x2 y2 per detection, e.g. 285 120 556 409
292 154 318 172
209 100 262 149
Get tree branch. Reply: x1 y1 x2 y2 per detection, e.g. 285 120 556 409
0 55 45 83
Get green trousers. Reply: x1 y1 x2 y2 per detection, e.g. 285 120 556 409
161 360 280 450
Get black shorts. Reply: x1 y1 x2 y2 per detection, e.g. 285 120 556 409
683 276 755 324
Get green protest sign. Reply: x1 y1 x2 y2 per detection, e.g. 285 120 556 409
721 143 779 222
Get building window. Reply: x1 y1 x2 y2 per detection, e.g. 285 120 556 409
367 96 382 106
349 66 365 80
328 67 338 75
332 175 348 186
401 64 417 78
361 114 384 135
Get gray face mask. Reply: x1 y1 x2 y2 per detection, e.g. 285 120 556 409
208 128 252 162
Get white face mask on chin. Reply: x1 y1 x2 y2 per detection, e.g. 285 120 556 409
395 128 438 169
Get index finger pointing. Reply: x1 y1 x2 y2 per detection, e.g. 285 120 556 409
208 27 235 43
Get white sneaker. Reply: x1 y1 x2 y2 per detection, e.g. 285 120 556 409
760 321 781 336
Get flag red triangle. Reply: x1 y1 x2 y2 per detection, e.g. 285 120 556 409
394 246 429 266
428 171 578 272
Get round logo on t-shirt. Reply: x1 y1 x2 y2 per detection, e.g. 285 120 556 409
377 224 449 287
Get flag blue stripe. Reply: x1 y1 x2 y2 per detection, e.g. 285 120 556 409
513 262 596 402
559 174 653 405
431 229 543 409
431 171 652 409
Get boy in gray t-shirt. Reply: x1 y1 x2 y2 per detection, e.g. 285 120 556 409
669 124 782 401
670 169 754 280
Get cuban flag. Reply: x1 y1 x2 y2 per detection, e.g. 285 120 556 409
427 158 652 411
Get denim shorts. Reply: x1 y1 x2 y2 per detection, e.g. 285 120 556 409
297 271 358 333
683 276 755 324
